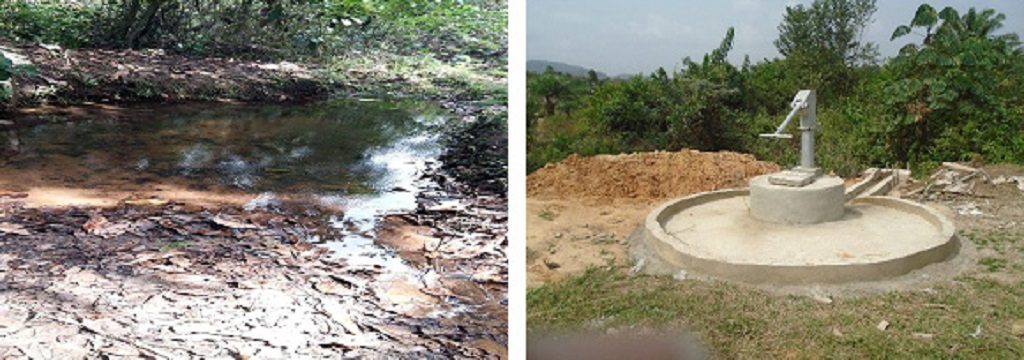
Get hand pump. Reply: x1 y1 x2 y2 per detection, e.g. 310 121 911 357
759 90 820 186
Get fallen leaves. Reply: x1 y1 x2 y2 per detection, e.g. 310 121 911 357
211 214 261 229
0 222 29 236
13 44 335 106
0 191 28 199
83 213 131 238
0 199 506 358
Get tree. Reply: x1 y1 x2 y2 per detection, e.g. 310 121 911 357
892 5 1021 51
774 0 879 98
531 66 570 117
586 69 600 85
885 4 1024 165
775 0 877 66
674 28 744 150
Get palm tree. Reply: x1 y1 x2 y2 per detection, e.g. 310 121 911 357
892 5 1021 52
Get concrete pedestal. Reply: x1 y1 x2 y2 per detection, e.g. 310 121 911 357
749 174 845 225
636 190 959 284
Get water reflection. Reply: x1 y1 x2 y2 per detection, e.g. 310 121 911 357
12 101 442 194
6 101 445 260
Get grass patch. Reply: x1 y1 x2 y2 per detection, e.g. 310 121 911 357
979 257 1008 272
160 240 191 252
538 209 556 221
965 230 1020 253
528 266 1024 358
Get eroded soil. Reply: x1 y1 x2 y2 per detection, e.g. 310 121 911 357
526 150 779 287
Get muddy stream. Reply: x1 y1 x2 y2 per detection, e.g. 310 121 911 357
0 100 507 358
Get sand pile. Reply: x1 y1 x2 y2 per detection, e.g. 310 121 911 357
527 150 780 200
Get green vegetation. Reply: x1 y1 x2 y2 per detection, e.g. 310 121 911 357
160 240 192 252
0 0 505 60
527 1 1024 176
0 0 506 101
0 53 35 100
528 267 1024 358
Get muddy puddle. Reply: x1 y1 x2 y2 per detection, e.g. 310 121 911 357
6 101 436 227
0 101 507 357
3 100 472 304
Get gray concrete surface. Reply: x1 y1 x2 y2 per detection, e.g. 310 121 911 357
750 174 845 224
640 190 958 284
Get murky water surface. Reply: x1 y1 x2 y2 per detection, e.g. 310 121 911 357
9 100 445 267
2 100 507 354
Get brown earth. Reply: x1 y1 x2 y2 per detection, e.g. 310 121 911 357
527 150 779 200
526 150 780 287
0 192 507 358
527 150 1024 293
3 44 336 110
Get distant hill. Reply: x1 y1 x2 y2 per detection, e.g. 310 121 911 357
527 60 607 78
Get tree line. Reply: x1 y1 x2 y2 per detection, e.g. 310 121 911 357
527 1 1023 176
0 0 506 60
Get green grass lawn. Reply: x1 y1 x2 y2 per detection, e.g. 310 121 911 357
527 230 1024 359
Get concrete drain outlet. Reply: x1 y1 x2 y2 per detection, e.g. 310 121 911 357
633 90 958 285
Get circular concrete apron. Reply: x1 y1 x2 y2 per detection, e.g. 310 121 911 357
640 190 958 284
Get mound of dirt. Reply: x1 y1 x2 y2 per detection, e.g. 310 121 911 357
527 150 780 200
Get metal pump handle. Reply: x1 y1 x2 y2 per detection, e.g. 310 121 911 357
758 90 817 169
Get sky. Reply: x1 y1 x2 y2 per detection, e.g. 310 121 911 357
527 0 1024 76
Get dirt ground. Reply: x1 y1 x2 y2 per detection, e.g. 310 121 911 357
0 32 510 358
527 156 1024 358
0 110 509 358
526 150 1024 290
0 188 506 359
2 44 334 109
527 150 779 200
526 150 780 287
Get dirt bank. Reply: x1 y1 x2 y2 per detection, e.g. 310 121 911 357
527 150 779 200
526 150 779 287
2 45 336 109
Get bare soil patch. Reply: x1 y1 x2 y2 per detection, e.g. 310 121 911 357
4 45 334 109
527 149 779 200
526 150 779 287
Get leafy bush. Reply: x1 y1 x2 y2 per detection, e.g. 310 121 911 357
528 1 1024 177
0 1 98 48
0 53 36 101
885 4 1024 169
0 0 505 62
